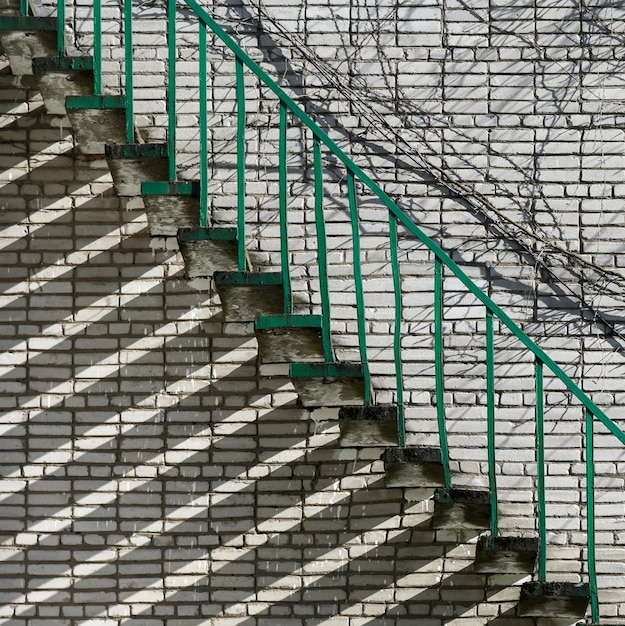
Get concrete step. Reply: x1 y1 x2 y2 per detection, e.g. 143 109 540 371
290 362 366 408
474 534 539 574
382 446 445 487
518 581 589 619
0 27 54 74
338 405 398 446
67 107 128 155
33 69 93 115
143 195 199 237
105 151 169 196
214 271 284 321
255 314 327 364
433 487 491 530
178 228 240 277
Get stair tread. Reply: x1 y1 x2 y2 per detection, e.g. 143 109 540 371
68 107 128 155
214 270 282 286
143 196 200 237
214 271 284 321
178 235 240 278
256 318 326 364
382 446 445 488
0 28 55 74
519 581 590 618
475 534 539 574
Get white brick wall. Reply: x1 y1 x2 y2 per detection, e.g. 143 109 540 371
4 0 625 621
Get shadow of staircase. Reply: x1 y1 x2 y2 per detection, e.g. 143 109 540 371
0 4 602 624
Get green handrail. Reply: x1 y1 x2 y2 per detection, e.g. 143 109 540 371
111 1 625 621
174 6 625 621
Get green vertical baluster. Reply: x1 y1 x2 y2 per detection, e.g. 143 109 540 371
167 0 177 181
20 0 28 16
124 0 134 143
586 410 599 623
486 309 498 535
93 0 102 95
236 57 246 271
313 136 334 363
199 22 208 228
56 0 65 56
535 358 547 581
389 216 405 447
435 257 452 488
279 102 292 314
347 172 371 405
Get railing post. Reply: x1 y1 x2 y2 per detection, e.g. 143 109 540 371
586 410 599 623
347 172 371 405
434 257 452 488
199 21 208 227
167 0 177 181
236 57 247 270
123 0 135 143
93 0 103 95
313 136 334 363
279 102 293 314
486 309 498 535
389 215 405 447
19 0 28 16
56 0 65 55
535 358 547 581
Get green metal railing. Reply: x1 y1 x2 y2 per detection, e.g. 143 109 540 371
12 0 625 620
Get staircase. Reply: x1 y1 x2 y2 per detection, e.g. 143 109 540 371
1 0 624 623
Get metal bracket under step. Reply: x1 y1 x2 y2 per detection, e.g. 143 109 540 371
290 362 364 380
0 15 56 29
66 94 125 109
214 271 282 287
105 143 168 159
141 180 200 196
256 314 323 330
178 227 237 242
32 55 94 71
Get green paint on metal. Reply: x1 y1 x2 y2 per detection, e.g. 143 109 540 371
389 215 405 448
214 271 282 287
140 180 200 196
199 22 209 228
290 362 364 379
434 258 452 489
104 143 168 159
32 55 93 71
236 57 247 272
183 0 625 448
19 0 28 16
65 94 125 109
278 103 292 315
0 15 56 29
486 310 498 536
586 410 599 624
313 137 334 364
177 227 237 242
255 314 323 330
124 0 134 144
347 172 371 405
535 359 547 582
56 0 65 55
94 0 102 94
167 0 177 181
